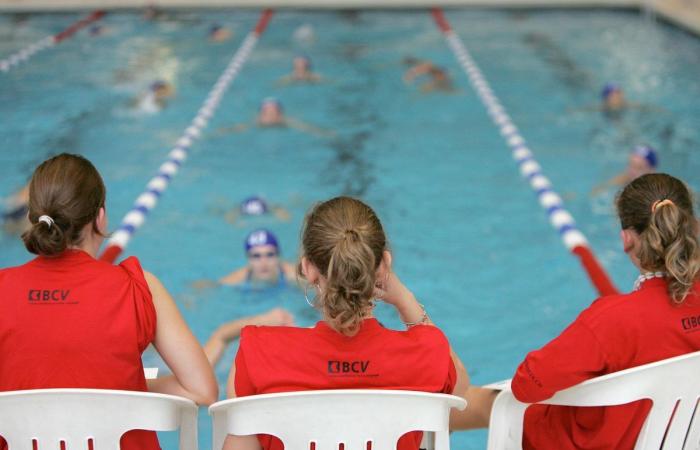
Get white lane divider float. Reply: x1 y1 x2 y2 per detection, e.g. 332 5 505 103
432 9 618 296
100 9 274 264
0 10 105 73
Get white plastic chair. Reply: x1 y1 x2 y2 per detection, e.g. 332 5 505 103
487 350 700 450
0 388 198 450
209 389 467 450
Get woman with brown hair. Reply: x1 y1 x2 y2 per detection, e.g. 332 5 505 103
453 173 700 449
0 153 217 450
222 196 469 450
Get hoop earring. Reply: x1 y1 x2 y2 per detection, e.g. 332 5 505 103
304 283 320 308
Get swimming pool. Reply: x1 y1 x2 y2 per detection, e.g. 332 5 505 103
1 7 700 449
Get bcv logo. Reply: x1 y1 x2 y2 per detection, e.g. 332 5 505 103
327 360 370 374
27 289 73 304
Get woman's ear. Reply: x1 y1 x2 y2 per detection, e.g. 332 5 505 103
620 229 637 254
301 256 320 284
96 207 107 236
377 250 392 279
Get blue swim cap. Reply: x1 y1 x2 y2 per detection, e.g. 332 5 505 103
632 144 658 169
245 229 279 253
240 196 268 216
260 97 283 112
601 83 620 100
209 24 222 35
150 80 167 91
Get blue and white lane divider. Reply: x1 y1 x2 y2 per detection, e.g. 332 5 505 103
0 36 54 73
432 9 587 251
0 11 105 73
433 9 619 297
100 9 274 263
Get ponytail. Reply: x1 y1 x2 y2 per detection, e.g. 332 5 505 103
618 174 700 303
640 200 700 303
300 197 387 336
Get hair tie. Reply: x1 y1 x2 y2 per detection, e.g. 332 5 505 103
38 215 55 228
651 199 674 213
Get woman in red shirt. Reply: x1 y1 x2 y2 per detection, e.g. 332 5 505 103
0 153 218 450
454 173 700 449
222 196 469 450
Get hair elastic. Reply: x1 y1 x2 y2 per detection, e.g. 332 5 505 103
38 215 54 228
651 199 674 213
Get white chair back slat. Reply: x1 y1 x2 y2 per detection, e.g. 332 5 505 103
487 351 700 450
0 389 198 450
210 390 466 450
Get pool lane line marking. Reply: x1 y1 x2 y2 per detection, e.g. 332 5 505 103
431 8 618 296
99 9 274 264
0 10 106 73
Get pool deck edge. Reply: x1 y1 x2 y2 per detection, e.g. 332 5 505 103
0 0 699 37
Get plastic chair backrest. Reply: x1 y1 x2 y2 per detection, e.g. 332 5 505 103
487 350 700 450
0 388 198 450
209 389 467 450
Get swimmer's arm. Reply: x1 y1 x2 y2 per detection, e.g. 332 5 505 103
591 172 627 196
281 261 300 284
218 267 248 286
144 271 218 406
403 63 431 83
285 117 336 138
203 308 294 366
217 123 251 134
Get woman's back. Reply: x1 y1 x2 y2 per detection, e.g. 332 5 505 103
0 250 158 449
0 250 155 390
235 319 456 450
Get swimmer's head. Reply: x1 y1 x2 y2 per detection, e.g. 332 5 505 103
260 97 283 112
403 56 420 66
601 83 620 100
210 24 222 34
626 144 658 180
293 55 312 71
245 228 279 253
245 229 281 282
601 83 625 110
150 80 167 92
240 196 269 216
88 24 103 36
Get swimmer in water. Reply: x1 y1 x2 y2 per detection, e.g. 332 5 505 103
224 196 291 226
591 144 659 195
278 56 321 84
134 80 174 113
203 307 294 367
221 97 335 137
143 4 163 21
574 83 657 118
88 24 107 37
2 183 30 235
192 229 297 290
208 24 232 42
403 57 455 92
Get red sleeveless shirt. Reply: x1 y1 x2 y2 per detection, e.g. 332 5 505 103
0 250 158 450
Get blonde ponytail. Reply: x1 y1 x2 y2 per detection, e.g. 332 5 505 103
618 174 700 303
300 197 387 336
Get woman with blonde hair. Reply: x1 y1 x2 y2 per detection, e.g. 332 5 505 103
0 153 217 450
453 173 700 448
223 196 469 450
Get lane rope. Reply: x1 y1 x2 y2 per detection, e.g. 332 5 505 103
432 8 618 296
0 10 106 73
99 9 274 264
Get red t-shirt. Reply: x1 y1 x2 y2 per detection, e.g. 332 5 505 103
0 250 159 450
234 318 457 450
512 278 700 450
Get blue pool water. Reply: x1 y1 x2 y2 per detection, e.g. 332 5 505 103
1 8 700 449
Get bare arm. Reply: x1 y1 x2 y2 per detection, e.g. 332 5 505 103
220 351 263 450
204 308 294 366
144 271 218 405
219 267 249 286
284 117 336 138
